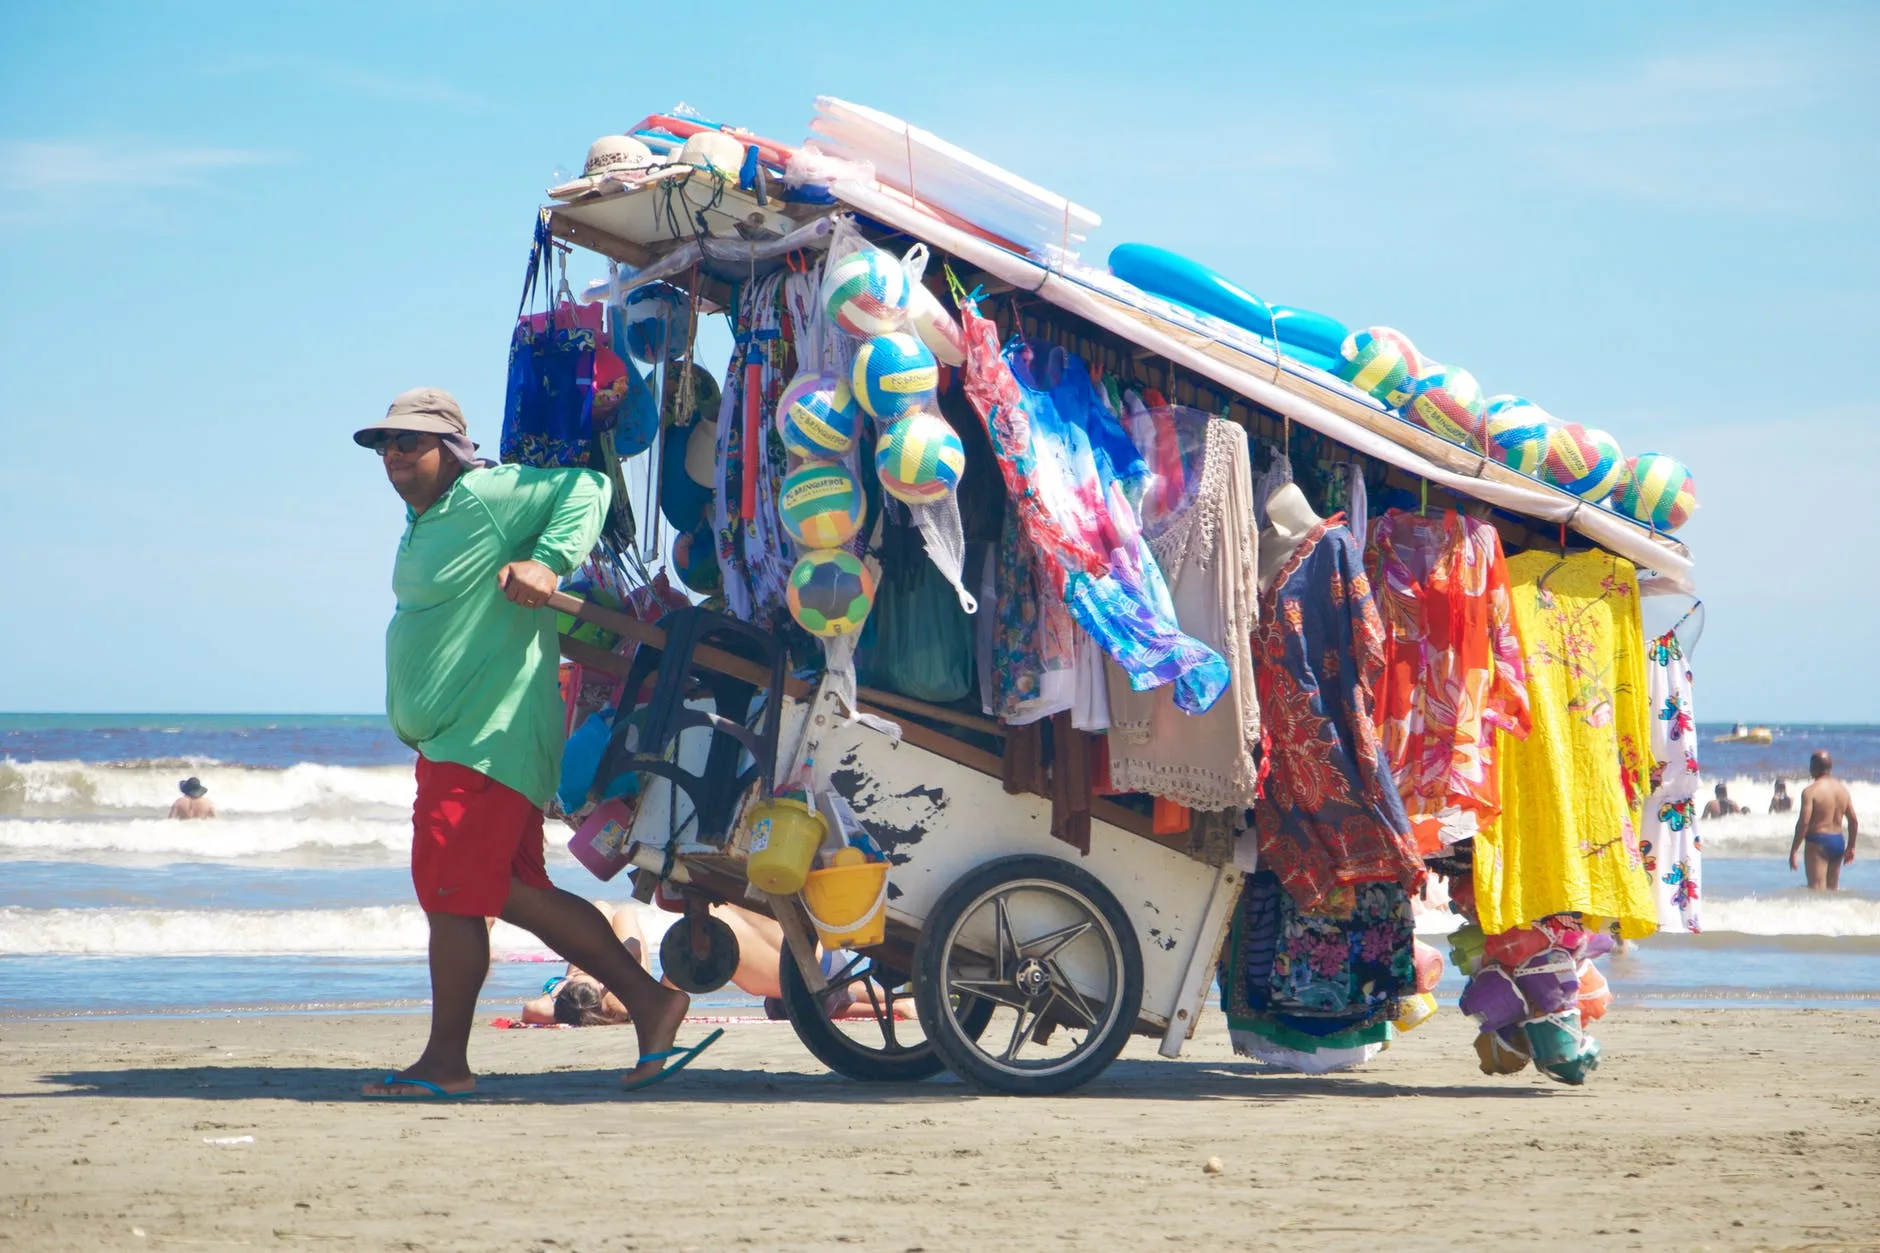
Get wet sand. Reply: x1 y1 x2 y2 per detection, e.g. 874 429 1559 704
1 1008 1876 1251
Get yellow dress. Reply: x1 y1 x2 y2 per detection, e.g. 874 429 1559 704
1475 550 1657 939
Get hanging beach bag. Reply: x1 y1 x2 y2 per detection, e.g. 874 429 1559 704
502 214 600 468
858 518 974 704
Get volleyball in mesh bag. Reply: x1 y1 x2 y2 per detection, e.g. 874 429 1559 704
1405 364 1487 451
875 411 965 504
823 248 910 337
1610 453 1697 531
851 332 938 420
778 460 866 550
1482 396 1555 475
786 548 876 638
1336 326 1427 409
1540 423 1625 499
776 373 860 461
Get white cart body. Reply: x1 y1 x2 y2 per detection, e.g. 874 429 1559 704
625 697 1242 1056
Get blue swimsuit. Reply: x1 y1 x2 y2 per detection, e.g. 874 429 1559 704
1805 832 1847 861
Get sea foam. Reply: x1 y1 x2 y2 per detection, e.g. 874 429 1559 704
0 901 674 957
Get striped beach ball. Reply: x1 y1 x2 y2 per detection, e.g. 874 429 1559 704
1405 365 1486 451
1482 396 1555 475
1540 423 1625 500
875 411 965 505
1336 327 1427 409
1611 453 1698 531
776 373 860 461
852 332 938 420
778 461 866 550
823 248 910 338
787 548 876 638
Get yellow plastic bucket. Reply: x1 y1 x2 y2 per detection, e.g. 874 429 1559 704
743 796 826 896
801 861 889 949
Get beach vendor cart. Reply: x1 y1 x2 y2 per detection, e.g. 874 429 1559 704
518 102 1699 1095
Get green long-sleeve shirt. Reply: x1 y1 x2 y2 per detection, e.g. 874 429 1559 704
385 464 609 806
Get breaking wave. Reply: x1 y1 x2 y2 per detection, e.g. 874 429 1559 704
0 758 413 819
0 816 409 863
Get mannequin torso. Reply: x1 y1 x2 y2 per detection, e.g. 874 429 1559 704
1258 483 1324 592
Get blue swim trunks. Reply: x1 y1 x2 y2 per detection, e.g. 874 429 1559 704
1805 832 1847 861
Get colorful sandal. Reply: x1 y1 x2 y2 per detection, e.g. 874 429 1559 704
620 1028 725 1093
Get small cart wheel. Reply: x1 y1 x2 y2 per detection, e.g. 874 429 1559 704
658 914 740 993
779 943 993 1082
914 855 1143 1095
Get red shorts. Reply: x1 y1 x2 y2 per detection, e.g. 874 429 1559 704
411 757 552 916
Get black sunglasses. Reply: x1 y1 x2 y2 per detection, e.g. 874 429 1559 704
367 431 430 456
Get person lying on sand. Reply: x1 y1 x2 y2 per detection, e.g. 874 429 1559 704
521 904 651 1026
518 903 907 1025
1791 750 1858 891
168 777 217 820
355 388 708 1100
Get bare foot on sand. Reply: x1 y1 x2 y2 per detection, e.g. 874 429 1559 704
361 1067 477 1099
621 986 691 1088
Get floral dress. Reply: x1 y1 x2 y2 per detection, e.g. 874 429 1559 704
1475 551 1658 939
1254 517 1424 912
1222 871 1416 1069
1369 510 1530 853
1641 628 1701 932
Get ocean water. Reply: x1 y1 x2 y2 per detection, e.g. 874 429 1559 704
0 715 1875 1019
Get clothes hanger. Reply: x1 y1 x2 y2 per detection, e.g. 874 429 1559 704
1666 598 1706 659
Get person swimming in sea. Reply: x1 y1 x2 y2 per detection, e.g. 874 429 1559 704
168 777 217 820
1701 782 1742 820
1769 779 1793 814
1789 751 1858 891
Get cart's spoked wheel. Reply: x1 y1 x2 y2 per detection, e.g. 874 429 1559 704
779 946 992 1083
658 914 740 994
915 855 1143 1096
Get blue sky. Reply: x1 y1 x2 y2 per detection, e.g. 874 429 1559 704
1 1 1874 721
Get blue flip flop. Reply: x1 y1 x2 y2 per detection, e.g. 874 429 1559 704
621 1028 725 1093
362 1074 474 1101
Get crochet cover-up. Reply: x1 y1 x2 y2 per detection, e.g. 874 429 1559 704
1369 510 1530 851
1476 550 1657 939
1254 517 1423 911
1105 416 1261 808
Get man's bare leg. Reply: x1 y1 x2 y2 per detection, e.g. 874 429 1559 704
1824 846 1845 891
500 879 689 1083
361 912 488 1096
1805 841 1832 890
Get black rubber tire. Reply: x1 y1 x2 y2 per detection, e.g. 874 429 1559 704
913 855 1143 1096
779 942 992 1082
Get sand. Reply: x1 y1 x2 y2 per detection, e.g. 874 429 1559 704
1 1007 1876 1252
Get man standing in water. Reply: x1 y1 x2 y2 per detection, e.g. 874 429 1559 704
355 388 712 1099
1790 750 1858 891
